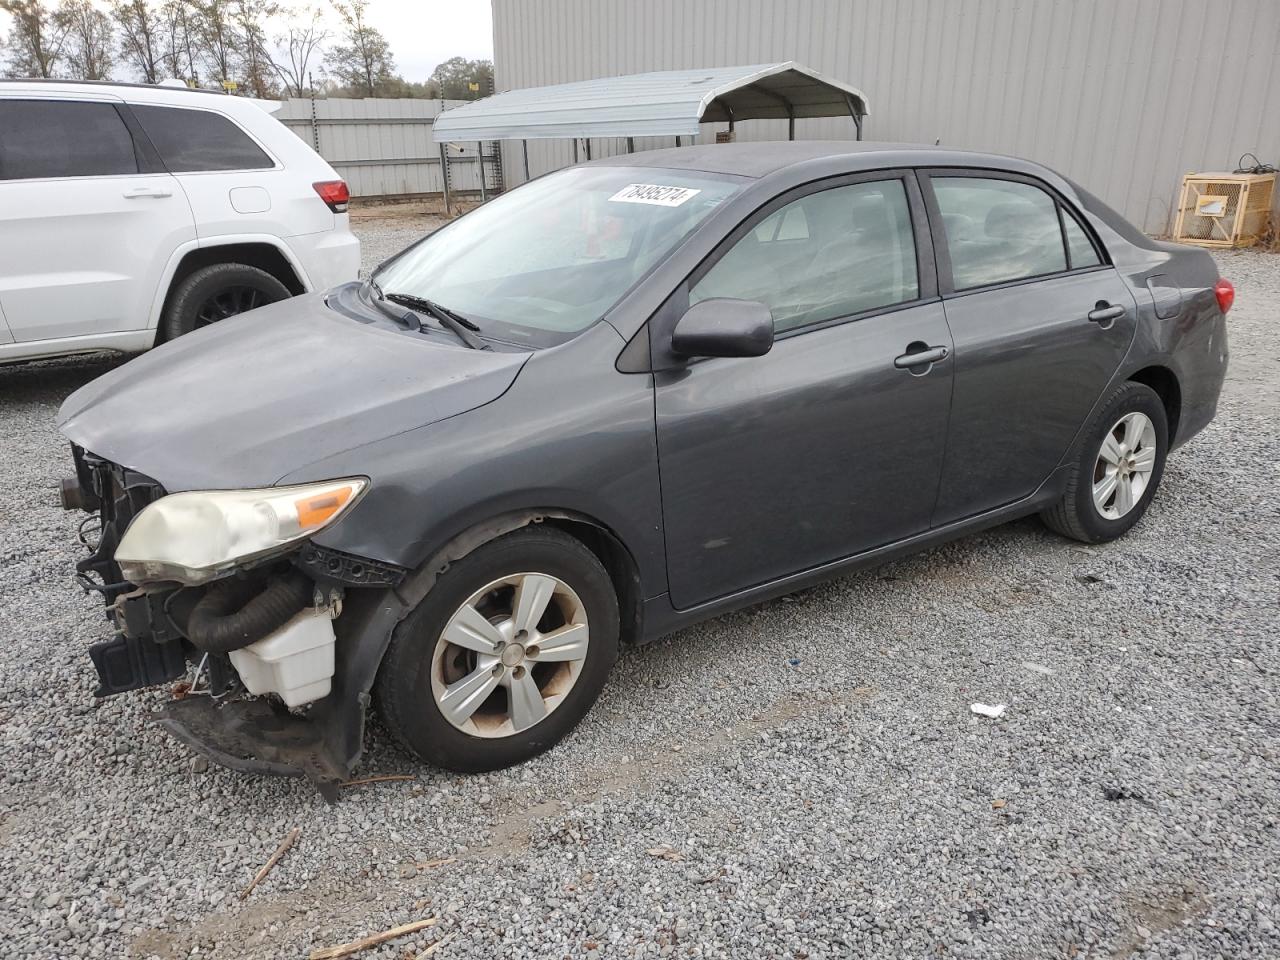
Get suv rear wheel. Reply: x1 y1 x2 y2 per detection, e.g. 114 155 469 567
161 262 290 341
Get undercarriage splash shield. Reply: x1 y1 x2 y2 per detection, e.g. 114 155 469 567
156 697 346 801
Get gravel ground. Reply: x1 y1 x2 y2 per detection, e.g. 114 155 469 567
1 223 1277 959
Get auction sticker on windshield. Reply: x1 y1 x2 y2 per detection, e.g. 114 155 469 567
609 183 701 206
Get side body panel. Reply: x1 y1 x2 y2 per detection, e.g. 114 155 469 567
122 98 360 298
1069 188 1227 450
124 98 338 236
0 95 196 342
0 171 194 341
288 322 670 599
932 269 1138 524
654 301 954 609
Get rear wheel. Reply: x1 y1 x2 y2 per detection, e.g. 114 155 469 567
161 262 290 342
376 528 619 772
1041 381 1168 543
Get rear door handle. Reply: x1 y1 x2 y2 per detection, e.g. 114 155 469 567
1087 303 1126 325
894 344 949 370
123 187 173 199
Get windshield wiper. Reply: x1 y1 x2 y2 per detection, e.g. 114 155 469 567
363 278 422 331
385 293 490 351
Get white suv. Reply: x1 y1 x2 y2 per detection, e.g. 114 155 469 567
0 81 360 363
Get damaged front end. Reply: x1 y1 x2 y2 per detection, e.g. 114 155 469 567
64 446 410 800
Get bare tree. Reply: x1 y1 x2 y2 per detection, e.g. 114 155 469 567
233 0 280 97
159 0 198 84
0 0 68 78
57 0 114 79
272 6 326 97
324 0 393 97
188 0 239 87
113 0 163 82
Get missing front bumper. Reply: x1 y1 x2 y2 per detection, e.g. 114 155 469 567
157 697 346 801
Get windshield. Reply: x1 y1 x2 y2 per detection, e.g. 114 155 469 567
373 165 744 346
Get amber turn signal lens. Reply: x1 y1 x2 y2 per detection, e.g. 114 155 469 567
296 485 355 528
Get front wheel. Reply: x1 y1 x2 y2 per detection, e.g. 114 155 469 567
1041 381 1168 543
376 528 619 773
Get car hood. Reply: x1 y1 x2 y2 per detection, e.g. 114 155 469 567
58 294 529 491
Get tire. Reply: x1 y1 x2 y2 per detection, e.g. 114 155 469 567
376 527 620 773
160 262 290 342
1040 380 1168 543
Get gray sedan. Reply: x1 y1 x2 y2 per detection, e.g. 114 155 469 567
58 143 1231 797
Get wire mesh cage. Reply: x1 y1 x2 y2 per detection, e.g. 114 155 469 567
1172 172 1276 247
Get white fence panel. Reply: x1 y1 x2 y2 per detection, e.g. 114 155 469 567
275 97 500 199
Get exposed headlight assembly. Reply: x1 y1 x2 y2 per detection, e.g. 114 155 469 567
115 478 367 585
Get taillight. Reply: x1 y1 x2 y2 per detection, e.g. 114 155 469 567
1214 277 1234 315
313 180 349 213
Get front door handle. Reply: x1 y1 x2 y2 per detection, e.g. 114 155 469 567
894 344 949 371
123 187 173 199
1087 302 1126 326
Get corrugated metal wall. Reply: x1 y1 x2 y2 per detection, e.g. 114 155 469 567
492 0 1280 233
275 97 497 198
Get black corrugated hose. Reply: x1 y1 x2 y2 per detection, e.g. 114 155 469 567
185 573 313 653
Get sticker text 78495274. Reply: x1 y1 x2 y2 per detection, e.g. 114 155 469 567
608 183 702 207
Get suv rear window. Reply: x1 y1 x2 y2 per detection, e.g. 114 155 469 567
131 104 272 172
0 100 138 180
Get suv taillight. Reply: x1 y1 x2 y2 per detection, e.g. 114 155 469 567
1214 278 1234 315
313 180 350 213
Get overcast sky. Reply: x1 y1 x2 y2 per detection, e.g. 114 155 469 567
0 1 495 85
371 0 494 82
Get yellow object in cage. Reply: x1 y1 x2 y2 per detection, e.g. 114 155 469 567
1172 172 1275 248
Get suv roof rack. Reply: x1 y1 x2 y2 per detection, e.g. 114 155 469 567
0 78 228 97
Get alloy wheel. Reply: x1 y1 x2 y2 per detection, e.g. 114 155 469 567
430 572 590 738
1092 411 1157 520
194 285 266 328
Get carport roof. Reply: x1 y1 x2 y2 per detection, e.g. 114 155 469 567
432 62 869 142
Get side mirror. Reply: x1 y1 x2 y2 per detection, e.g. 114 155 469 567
670 298 774 359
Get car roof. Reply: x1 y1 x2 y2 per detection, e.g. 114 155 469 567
0 78 226 98
586 140 1047 180
0 79 278 114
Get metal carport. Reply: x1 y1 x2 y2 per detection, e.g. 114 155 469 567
431 62 870 207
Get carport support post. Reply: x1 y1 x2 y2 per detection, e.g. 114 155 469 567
477 142 488 203
747 82 795 141
844 93 864 140
438 143 452 217
626 136 635 154
522 139 530 181
572 138 579 164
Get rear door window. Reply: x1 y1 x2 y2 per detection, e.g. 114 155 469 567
131 104 273 172
932 177 1068 289
1062 209 1102 269
0 99 138 180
